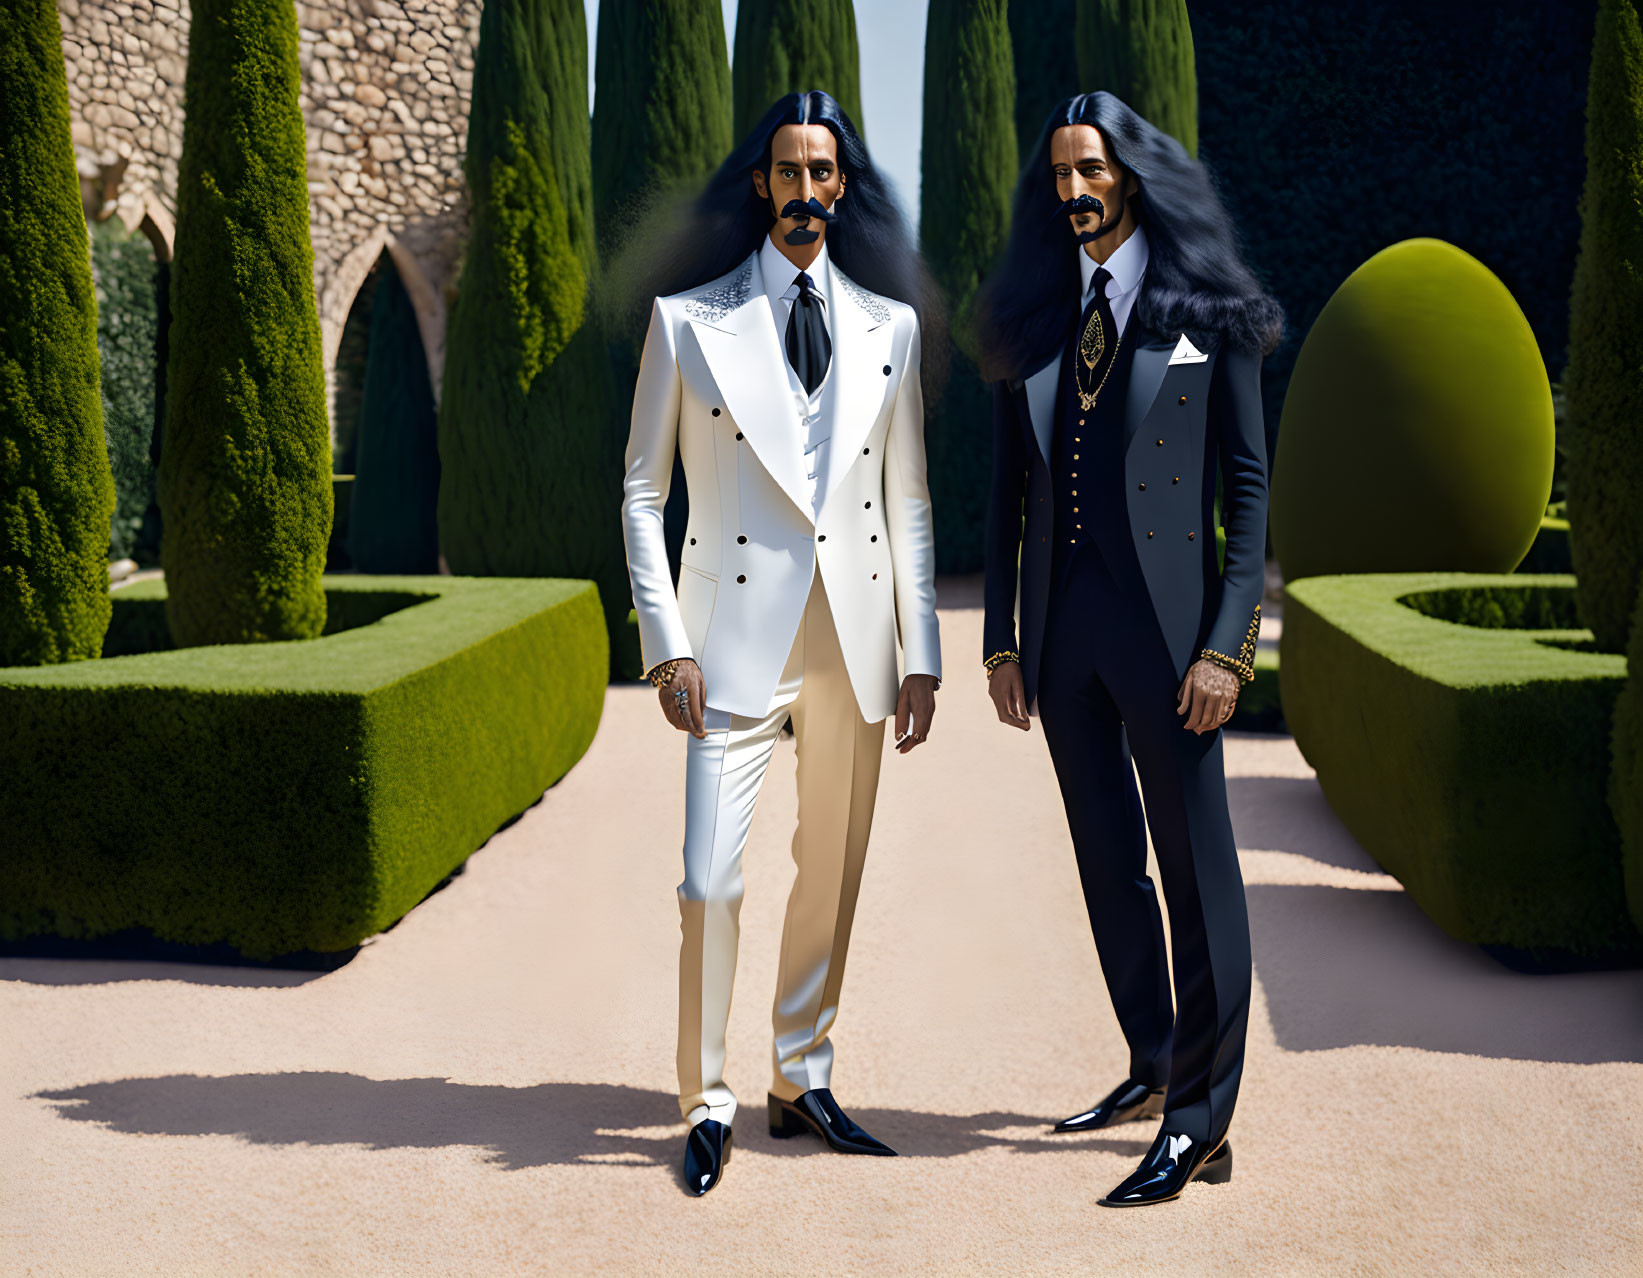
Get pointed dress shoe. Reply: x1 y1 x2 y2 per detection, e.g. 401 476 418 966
1054 1078 1166 1133
768 1088 897 1155
1098 1128 1232 1207
682 1119 732 1196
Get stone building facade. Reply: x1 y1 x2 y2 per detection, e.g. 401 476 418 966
58 0 481 415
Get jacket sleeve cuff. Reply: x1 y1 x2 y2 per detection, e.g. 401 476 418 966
1200 602 1262 685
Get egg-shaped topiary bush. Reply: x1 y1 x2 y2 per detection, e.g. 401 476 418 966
1270 238 1554 583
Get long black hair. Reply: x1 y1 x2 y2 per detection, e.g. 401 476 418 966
973 91 1283 383
618 91 938 338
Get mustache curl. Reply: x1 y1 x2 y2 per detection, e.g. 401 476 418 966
776 196 837 245
1055 194 1120 245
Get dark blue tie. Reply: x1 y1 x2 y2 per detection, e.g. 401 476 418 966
785 271 832 396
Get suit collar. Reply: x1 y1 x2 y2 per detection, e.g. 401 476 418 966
680 252 898 522
1077 223 1150 301
684 253 812 519
759 234 831 311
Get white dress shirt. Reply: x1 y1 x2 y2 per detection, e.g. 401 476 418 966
759 234 834 514
1078 223 1150 338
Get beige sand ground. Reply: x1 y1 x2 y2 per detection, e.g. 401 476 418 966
5 592 1641 1276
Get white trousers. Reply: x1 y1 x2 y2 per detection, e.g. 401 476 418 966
677 571 886 1127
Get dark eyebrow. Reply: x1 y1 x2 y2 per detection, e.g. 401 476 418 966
1075 155 1108 167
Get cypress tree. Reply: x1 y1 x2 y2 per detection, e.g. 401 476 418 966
1075 0 1198 157
1566 0 1643 653
1009 0 1080 165
921 0 1016 573
592 0 733 258
732 0 864 137
0 0 116 666
158 0 331 646
92 220 161 564
441 0 633 676
349 257 441 574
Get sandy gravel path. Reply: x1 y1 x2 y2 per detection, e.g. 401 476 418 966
5 594 1640 1275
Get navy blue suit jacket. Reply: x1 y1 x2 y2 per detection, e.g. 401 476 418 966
982 323 1268 706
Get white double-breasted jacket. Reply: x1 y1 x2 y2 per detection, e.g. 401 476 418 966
621 247 941 722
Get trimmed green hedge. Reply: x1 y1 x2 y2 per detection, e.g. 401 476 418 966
0 574 606 960
1281 573 1641 965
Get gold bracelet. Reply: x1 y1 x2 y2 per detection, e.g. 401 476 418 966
646 658 682 688
984 651 1020 675
1198 648 1254 685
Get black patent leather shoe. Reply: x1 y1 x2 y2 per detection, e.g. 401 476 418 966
768 1089 897 1155
1097 1129 1232 1207
682 1119 731 1196
1054 1078 1166 1132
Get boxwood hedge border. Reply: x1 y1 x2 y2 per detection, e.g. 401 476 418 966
1280 572 1641 970
0 574 606 963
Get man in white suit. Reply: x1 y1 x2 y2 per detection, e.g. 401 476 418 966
621 90 941 1196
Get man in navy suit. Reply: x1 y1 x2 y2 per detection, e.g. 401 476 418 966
974 91 1283 1208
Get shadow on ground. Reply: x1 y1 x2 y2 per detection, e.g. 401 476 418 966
1228 776 1389 874
1249 882 1643 1065
33 1075 1148 1172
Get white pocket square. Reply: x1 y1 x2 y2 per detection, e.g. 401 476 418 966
1168 333 1209 365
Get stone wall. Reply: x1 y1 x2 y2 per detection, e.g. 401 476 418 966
58 0 481 414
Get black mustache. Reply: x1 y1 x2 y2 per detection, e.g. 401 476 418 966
779 197 837 223
1056 194 1122 244
1055 194 1106 222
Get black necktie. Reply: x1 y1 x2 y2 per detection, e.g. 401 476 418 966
785 271 832 396
1073 267 1119 411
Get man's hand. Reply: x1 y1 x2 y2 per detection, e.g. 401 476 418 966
1177 659 1239 734
988 661 1030 732
658 659 707 739
895 674 939 754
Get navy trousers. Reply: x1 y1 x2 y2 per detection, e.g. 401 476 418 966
1037 537 1251 1147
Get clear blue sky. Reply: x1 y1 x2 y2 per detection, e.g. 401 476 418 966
582 1 931 226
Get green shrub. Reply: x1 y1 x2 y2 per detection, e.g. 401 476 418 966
0 0 116 666
1 575 607 959
922 0 1015 573
1566 0 1643 653
1270 240 1554 583
731 0 863 137
591 0 732 260
590 0 732 608
441 1 636 677
1076 0 1197 156
158 0 331 647
350 260 440 574
90 220 160 563
1281 572 1640 964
